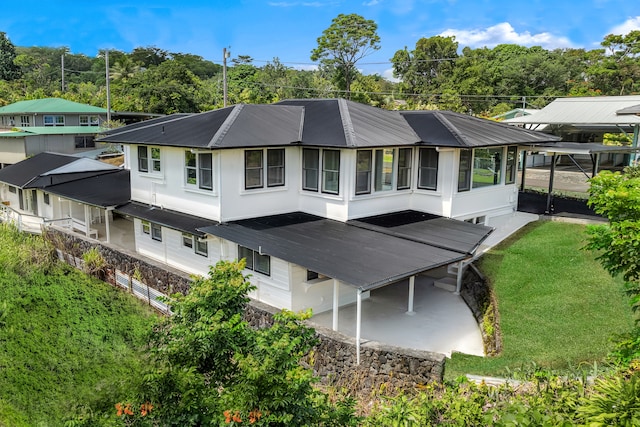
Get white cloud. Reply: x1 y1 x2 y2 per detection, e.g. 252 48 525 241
439 22 573 50
382 68 399 82
608 16 640 36
363 0 381 5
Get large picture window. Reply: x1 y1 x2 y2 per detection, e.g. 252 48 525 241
374 149 394 192
418 148 438 190
238 245 270 276
43 115 64 126
185 151 213 190
472 147 502 189
322 150 340 194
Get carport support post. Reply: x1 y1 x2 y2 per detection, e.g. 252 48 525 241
631 125 639 166
406 275 415 315
455 261 464 295
83 205 91 238
105 207 112 244
356 290 362 365
520 150 528 192
332 279 339 331
545 153 557 215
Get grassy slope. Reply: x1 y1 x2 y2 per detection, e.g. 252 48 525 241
447 221 634 379
0 226 158 425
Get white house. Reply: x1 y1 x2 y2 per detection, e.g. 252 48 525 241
97 99 558 317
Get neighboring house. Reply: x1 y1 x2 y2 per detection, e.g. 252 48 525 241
96 99 558 317
0 98 158 168
0 152 129 238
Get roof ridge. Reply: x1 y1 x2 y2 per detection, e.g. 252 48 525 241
338 98 357 147
208 105 243 148
431 111 470 146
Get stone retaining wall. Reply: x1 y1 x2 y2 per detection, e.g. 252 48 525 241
45 227 448 390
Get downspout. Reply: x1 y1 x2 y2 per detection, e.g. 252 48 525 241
356 289 362 365
632 124 639 166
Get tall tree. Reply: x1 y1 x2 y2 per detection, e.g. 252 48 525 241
0 32 20 81
311 13 380 99
587 30 640 95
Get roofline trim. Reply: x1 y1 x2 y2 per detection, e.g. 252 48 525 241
208 105 242 147
338 99 357 147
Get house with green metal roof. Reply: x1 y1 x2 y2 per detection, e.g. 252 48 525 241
0 98 111 167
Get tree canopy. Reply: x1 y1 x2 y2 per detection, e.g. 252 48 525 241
310 13 380 98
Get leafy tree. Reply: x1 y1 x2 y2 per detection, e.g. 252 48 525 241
0 32 20 80
171 53 220 79
391 35 459 100
311 13 380 98
586 166 640 321
123 260 357 426
129 46 170 68
587 31 640 95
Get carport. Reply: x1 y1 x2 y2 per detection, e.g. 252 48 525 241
199 210 493 362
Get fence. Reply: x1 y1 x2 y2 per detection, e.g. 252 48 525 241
0 204 45 233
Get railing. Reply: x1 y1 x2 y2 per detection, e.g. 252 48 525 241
0 203 45 233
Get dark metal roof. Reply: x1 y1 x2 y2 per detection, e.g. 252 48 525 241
277 98 420 147
0 152 77 187
99 114 192 138
98 105 303 148
198 211 487 291
617 104 640 115
44 170 131 208
401 110 560 147
116 201 218 237
348 210 493 255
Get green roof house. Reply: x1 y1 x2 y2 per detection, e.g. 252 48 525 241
0 98 109 167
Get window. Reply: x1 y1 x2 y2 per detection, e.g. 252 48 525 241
182 232 193 248
322 150 340 194
20 115 30 127
458 149 472 192
472 147 502 189
245 149 285 190
505 146 518 185
138 146 149 172
141 220 150 234
195 239 208 257
397 148 412 190
355 150 372 195
43 115 65 126
238 245 270 276
8 186 16 194
43 193 50 205
302 148 319 191
138 146 161 174
79 115 99 126
151 223 162 241
75 136 95 148
418 148 438 190
183 232 208 257
244 150 263 189
374 149 394 191
267 149 285 187
307 270 319 281
185 151 213 190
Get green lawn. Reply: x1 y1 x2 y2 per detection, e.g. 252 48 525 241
446 220 635 379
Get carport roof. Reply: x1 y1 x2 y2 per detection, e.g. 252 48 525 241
198 211 492 291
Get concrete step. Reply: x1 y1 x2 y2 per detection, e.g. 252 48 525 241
434 276 457 292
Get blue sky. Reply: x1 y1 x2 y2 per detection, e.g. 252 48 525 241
1 0 639 79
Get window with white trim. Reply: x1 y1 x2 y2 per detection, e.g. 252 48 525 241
79 115 100 126
355 150 372 195
418 148 438 190
141 220 151 234
151 223 162 241
43 193 50 205
138 146 161 173
43 115 65 126
238 245 270 276
397 148 412 190
458 147 505 192
75 136 95 148
183 232 209 257
20 115 30 127
244 148 285 190
355 148 413 195
185 151 213 190
302 148 319 191
322 149 340 194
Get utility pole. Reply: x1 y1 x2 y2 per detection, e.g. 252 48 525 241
61 54 65 92
105 50 111 123
223 47 230 107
